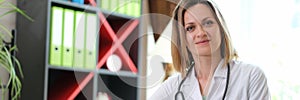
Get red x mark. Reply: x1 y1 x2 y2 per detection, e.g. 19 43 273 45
66 0 139 99
97 12 139 73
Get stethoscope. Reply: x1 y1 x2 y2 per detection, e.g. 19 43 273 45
175 61 230 100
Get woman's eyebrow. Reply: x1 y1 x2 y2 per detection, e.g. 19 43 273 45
184 17 212 26
184 22 195 26
201 17 212 22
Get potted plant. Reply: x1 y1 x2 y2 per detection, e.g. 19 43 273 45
0 0 32 99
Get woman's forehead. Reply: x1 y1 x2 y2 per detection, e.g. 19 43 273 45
184 4 214 23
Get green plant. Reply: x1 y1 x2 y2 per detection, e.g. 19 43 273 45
0 0 33 99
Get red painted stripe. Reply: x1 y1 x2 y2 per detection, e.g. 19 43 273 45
116 20 139 46
117 46 138 73
67 0 139 99
98 12 118 41
97 19 138 69
67 72 94 100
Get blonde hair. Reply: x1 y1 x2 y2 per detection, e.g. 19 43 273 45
171 0 238 77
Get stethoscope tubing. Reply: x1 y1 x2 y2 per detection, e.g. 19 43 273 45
175 62 230 100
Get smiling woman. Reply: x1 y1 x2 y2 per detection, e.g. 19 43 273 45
149 0 270 100
184 4 222 60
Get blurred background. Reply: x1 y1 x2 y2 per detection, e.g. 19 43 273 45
1 0 299 99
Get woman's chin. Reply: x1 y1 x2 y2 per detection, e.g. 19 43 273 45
193 51 212 57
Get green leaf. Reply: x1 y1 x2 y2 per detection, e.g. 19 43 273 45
0 0 5 5
0 32 4 45
9 45 16 52
0 9 17 18
0 46 22 99
8 2 34 21
12 56 23 78
0 23 12 37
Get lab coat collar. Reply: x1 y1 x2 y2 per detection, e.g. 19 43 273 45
184 59 227 82
213 59 228 78
180 59 228 99
181 67 202 99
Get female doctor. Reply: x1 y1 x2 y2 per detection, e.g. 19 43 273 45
149 0 270 100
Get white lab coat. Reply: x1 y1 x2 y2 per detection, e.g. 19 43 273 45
149 59 270 100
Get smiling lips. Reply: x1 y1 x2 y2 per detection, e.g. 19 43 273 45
195 40 210 46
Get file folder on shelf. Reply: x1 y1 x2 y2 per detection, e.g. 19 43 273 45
110 0 118 11
118 0 127 14
100 0 110 11
118 0 141 17
132 0 141 17
85 13 97 69
73 11 86 68
62 8 75 67
49 6 63 66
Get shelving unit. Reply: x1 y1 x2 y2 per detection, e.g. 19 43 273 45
16 0 146 99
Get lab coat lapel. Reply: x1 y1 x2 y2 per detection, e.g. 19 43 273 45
207 59 228 99
181 67 203 100
180 59 228 100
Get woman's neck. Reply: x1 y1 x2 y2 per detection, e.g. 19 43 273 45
194 54 222 80
193 53 222 96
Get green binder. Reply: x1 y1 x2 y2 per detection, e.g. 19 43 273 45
133 0 141 17
121 0 140 17
49 6 63 66
100 0 110 11
85 13 97 69
73 11 86 68
125 0 134 16
110 0 118 12
118 0 127 14
62 9 75 67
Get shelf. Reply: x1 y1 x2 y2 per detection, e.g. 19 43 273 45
97 74 137 100
98 12 139 73
17 0 145 99
47 69 93 99
98 69 137 78
51 0 99 12
48 65 94 73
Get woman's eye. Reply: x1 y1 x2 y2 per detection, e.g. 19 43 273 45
185 26 194 32
203 20 214 27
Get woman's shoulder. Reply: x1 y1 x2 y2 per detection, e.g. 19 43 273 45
162 73 181 87
232 60 264 71
149 73 181 99
231 60 267 78
231 60 270 99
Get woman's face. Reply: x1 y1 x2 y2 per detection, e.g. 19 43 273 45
184 4 221 57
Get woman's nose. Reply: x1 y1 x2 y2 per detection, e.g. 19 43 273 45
195 25 206 38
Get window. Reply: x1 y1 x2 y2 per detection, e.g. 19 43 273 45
215 0 300 99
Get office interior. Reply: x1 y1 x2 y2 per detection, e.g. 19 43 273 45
0 0 299 100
